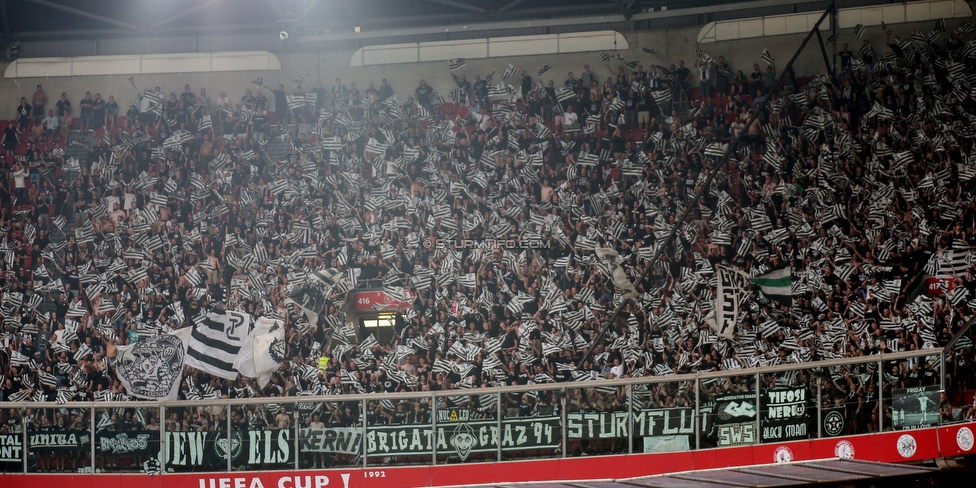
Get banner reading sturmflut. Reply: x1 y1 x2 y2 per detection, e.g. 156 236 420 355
566 408 702 439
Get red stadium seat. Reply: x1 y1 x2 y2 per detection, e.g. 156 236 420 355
117 116 127 127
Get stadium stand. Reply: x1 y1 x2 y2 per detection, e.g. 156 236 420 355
1 17 976 471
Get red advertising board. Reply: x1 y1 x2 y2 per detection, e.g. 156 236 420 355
354 290 414 311
2 424 969 488
926 276 955 296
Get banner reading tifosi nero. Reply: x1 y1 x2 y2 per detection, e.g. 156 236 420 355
566 408 703 439
165 429 292 470
712 393 757 447
892 385 941 430
365 417 560 461
761 387 809 443
27 429 89 454
96 430 160 456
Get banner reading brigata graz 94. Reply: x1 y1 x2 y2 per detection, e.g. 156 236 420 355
760 387 809 443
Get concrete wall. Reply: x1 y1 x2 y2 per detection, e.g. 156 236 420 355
0 14 965 119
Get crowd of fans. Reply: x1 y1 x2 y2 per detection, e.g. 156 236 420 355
0 20 974 467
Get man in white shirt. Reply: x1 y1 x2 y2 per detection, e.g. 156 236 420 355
42 110 59 142
563 105 578 127
13 163 28 203
472 108 491 131
608 357 624 379
699 58 713 99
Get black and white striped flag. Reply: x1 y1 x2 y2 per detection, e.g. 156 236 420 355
503 64 518 80
448 58 467 70
695 43 703 57
855 24 866 39
537 65 551 76
197 114 212 132
934 18 945 34
761 49 774 65
184 311 251 380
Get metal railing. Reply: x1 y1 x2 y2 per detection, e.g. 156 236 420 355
0 347 954 474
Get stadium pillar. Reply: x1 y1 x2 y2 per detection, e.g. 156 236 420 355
940 352 946 394
814 28 832 74
694 378 700 450
294 409 300 470
362 399 369 468
755 374 761 446
561 391 568 458
21 408 26 473
89 405 95 473
496 392 503 462
878 359 884 432
226 408 232 472
160 404 167 473
430 395 437 465
816 375 822 438
830 2 838 75
627 385 634 454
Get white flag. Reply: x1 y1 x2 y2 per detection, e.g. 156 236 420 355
234 317 285 388
114 327 192 401
252 324 286 389
595 247 639 300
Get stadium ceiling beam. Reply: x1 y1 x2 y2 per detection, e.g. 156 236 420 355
301 0 322 18
614 0 636 20
0 0 10 41
149 0 226 30
26 0 138 30
496 0 530 13
420 0 488 14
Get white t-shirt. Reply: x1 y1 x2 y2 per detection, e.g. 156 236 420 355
13 168 28 189
564 111 578 126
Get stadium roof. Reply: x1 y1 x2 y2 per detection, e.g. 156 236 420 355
0 0 808 40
